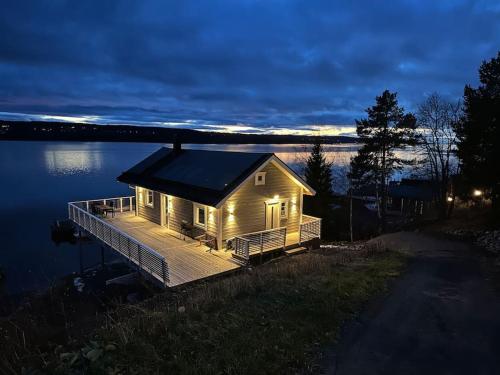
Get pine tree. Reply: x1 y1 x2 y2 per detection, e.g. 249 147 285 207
304 141 334 226
350 90 417 232
455 52 500 214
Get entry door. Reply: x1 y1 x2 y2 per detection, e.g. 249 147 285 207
265 202 280 230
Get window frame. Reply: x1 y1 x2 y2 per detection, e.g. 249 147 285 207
193 203 207 229
280 200 289 219
145 189 154 207
255 172 266 186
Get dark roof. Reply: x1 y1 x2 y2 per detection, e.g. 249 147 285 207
117 147 274 206
388 179 436 201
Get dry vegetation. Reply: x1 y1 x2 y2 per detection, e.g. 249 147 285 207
1 245 406 375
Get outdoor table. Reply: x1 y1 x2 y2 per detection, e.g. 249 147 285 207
94 204 115 217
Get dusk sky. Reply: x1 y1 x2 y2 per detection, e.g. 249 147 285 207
1 1 499 136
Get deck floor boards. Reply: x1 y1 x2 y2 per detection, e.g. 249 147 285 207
104 212 240 287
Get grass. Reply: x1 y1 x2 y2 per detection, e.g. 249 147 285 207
44 247 406 375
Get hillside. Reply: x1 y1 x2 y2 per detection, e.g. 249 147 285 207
0 120 358 144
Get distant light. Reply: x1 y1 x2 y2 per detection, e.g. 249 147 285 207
447 196 454 202
473 189 483 197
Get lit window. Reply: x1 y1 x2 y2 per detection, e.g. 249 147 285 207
194 204 207 228
280 201 288 219
146 189 154 207
255 172 266 186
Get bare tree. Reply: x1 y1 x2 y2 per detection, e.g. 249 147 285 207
417 93 461 219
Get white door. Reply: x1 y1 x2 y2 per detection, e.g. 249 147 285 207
265 202 280 230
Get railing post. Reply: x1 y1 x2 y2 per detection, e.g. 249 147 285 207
86 201 89 212
318 218 322 240
129 197 133 212
120 198 123 213
283 227 287 249
260 232 264 255
299 223 302 245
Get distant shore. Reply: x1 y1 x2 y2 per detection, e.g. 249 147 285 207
0 120 358 144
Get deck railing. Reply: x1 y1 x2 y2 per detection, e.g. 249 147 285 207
233 226 287 260
68 197 169 286
70 196 136 214
299 215 322 244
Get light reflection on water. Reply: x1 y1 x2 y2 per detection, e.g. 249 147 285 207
44 146 103 175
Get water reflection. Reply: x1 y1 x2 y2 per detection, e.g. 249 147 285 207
44 144 103 175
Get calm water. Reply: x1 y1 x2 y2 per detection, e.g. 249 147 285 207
0 141 361 296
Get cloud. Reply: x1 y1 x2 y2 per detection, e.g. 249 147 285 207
0 0 499 133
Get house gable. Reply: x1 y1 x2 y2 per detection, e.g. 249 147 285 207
220 160 305 241
214 155 315 209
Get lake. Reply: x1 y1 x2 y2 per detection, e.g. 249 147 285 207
0 141 361 297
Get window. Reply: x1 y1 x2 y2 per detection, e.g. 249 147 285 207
255 172 266 186
145 189 154 207
280 201 288 219
194 204 207 228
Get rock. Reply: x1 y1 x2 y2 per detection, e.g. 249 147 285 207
73 277 85 292
85 348 103 362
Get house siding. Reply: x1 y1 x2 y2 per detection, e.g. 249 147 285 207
221 161 302 244
136 187 162 225
167 196 220 247
168 196 192 233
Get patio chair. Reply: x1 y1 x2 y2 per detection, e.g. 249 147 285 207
196 233 217 252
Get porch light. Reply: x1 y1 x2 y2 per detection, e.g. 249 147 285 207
227 204 235 221
473 189 483 197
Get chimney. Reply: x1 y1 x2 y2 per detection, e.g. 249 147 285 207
173 135 182 153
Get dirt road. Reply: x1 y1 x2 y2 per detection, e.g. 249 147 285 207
321 231 500 375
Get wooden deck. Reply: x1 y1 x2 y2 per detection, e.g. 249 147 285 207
104 212 241 287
